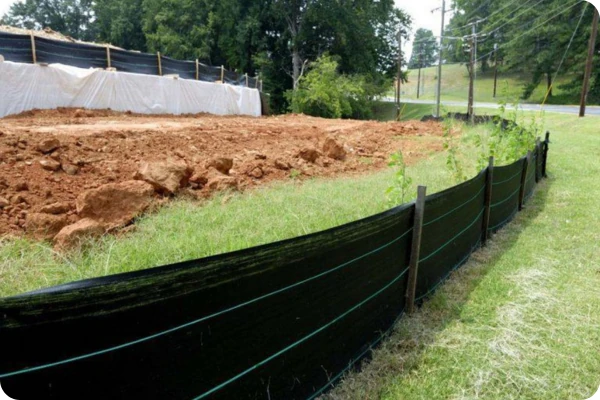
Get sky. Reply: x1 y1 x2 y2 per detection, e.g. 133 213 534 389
1 0 450 60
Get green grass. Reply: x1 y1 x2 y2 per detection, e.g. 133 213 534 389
0 142 464 298
324 112 600 399
400 63 577 105
371 101 435 121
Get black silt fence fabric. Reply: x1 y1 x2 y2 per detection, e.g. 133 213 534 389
248 76 258 88
0 32 33 63
415 170 487 301
488 158 525 233
160 55 196 80
0 204 414 400
110 48 159 75
223 69 239 85
35 37 107 69
198 63 221 82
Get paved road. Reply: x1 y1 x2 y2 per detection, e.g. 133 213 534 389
384 98 600 116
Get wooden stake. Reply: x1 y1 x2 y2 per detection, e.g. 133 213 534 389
406 185 426 314
518 151 531 211
482 156 494 245
220 65 225 83
106 46 111 69
255 75 259 89
542 131 550 178
30 31 37 64
195 59 199 80
245 73 248 87
157 52 162 76
535 137 541 183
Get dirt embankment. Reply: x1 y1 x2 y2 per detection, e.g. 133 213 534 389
0 108 445 244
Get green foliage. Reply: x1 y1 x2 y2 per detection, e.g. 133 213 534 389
408 28 437 69
285 55 378 119
386 150 412 206
473 98 542 170
443 120 468 183
1 0 96 41
445 0 594 101
94 0 146 51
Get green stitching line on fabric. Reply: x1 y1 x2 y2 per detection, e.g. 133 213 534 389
492 169 522 186
192 267 410 400
419 208 484 263
488 207 519 231
0 227 414 379
415 239 481 302
490 187 520 208
423 186 485 227
305 310 406 400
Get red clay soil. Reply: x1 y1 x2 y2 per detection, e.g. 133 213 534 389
0 108 446 237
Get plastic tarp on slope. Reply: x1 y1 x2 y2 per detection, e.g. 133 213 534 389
0 204 414 399
0 61 262 117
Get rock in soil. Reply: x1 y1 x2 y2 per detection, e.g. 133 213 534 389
0 197 9 208
76 180 154 230
36 138 60 154
323 137 346 160
134 159 192 194
54 218 105 249
207 157 234 175
39 202 72 215
25 212 69 240
61 163 80 175
206 173 238 191
298 148 320 163
39 158 61 171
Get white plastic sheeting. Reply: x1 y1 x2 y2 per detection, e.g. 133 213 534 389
0 61 262 118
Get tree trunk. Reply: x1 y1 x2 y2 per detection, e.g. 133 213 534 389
292 47 301 90
547 73 553 97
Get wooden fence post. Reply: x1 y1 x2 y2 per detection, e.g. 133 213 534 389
195 59 199 81
29 31 37 64
482 156 494 246
518 151 531 211
157 52 162 76
255 75 259 89
106 46 111 69
542 131 550 178
220 65 225 83
406 185 426 314
245 73 248 87
535 137 541 183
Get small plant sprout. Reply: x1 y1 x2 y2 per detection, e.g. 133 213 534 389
386 150 412 206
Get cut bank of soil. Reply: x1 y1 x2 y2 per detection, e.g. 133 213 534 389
0 108 446 238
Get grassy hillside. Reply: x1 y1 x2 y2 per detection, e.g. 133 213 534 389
400 63 578 105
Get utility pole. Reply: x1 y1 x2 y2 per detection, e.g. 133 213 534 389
580 7 599 117
417 45 422 99
468 29 475 122
435 0 445 118
396 30 402 120
493 43 498 98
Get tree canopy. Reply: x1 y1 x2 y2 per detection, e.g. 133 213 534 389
444 0 598 101
408 28 437 69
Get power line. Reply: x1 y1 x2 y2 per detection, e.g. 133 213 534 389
480 0 566 37
446 0 529 34
474 0 585 63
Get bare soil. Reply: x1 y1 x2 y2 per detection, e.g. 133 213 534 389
0 108 446 237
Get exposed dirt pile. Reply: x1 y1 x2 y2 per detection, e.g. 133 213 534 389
0 108 446 244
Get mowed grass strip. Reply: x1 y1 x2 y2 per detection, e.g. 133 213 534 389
0 137 459 298
325 113 600 399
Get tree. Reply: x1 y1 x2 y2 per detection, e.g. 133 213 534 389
1 0 96 41
408 28 437 69
94 0 146 51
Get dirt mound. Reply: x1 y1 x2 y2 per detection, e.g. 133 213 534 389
0 108 446 239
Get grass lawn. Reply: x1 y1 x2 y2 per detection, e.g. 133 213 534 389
399 63 576 105
325 112 600 399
